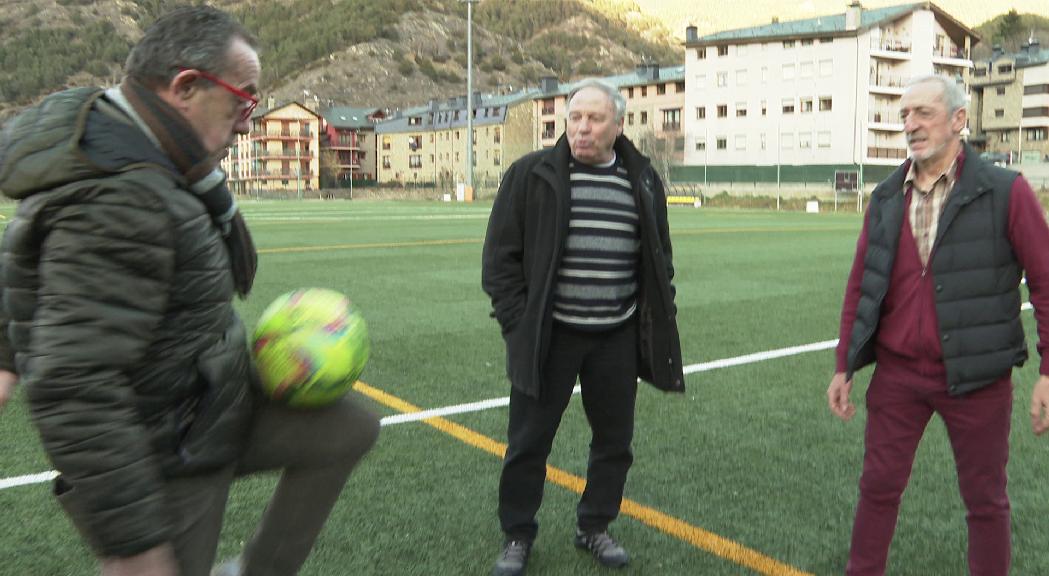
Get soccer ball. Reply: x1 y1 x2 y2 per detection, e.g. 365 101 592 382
252 288 370 407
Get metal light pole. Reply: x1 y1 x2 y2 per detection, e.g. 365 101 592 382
463 0 478 196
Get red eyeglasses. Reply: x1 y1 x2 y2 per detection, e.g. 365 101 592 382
179 67 258 121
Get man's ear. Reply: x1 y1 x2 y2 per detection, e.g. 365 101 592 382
161 69 204 110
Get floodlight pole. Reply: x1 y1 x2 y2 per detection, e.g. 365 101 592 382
463 0 478 196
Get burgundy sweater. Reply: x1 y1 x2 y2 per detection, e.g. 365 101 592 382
835 167 1049 378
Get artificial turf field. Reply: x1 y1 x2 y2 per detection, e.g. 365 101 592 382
2 200 1048 575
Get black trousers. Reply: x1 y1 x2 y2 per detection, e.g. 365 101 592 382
498 318 638 541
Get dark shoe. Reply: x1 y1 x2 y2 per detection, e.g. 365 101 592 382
492 539 531 576
574 530 629 568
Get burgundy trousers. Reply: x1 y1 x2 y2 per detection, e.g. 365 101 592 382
846 364 1013 576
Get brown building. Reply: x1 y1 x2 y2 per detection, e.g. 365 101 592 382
319 106 386 186
224 101 322 197
970 40 1049 163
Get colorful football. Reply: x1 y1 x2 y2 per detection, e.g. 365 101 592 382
252 288 370 407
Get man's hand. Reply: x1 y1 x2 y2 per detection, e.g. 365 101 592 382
0 370 17 411
1030 375 1049 435
827 372 856 421
101 544 180 576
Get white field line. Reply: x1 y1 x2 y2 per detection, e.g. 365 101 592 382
1 302 1036 491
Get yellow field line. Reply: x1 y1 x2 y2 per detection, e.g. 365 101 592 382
352 381 812 576
258 238 478 254
256 226 855 256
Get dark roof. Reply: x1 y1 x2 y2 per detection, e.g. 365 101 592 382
687 2 975 45
536 65 686 98
375 90 538 134
321 106 381 129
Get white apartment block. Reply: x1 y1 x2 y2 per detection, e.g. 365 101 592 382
682 1 978 177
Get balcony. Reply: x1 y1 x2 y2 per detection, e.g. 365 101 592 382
932 45 970 66
662 122 681 133
869 72 906 95
867 146 907 159
868 111 903 131
870 37 912 60
253 130 313 141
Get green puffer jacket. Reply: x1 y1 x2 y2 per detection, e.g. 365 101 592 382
0 88 257 557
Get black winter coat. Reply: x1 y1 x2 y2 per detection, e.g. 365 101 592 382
481 134 684 399
0 88 256 557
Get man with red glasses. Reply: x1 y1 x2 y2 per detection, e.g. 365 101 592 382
0 6 378 576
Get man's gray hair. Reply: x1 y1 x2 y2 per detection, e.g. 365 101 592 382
566 78 627 122
126 5 257 88
906 74 968 113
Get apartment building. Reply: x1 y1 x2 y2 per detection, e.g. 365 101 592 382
224 101 322 196
532 64 686 163
319 106 385 185
970 40 1049 163
680 1 978 181
375 91 535 189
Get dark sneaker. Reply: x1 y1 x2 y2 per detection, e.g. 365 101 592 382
492 539 531 576
574 530 629 568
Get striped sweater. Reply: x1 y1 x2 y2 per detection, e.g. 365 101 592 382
552 155 640 329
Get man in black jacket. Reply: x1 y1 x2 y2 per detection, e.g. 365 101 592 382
482 79 683 576
0 7 378 576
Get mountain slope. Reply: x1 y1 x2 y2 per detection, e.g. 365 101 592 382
0 0 681 122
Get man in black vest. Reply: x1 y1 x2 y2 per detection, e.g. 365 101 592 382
482 79 683 576
827 74 1049 576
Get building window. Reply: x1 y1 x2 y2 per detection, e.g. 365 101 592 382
542 121 555 139
641 86 648 97
818 131 832 148
408 135 422 150
800 98 813 113
494 150 502 165
717 72 728 87
1024 84 1049 95
761 100 767 116
662 108 681 131
657 83 667 95
542 98 555 115
783 64 795 80
735 102 747 117
382 156 390 169
736 69 748 86
761 66 768 83
494 127 501 143
1024 107 1049 118
783 40 795 49
995 86 1006 96
627 112 635 125
998 64 1013 74
735 134 746 150
408 116 422 126
675 137 685 151
819 37 833 43
800 62 814 78
819 97 833 111
695 140 706 151
760 133 767 150
382 135 391 150
627 87 634 98
409 155 422 169
1000 132 1010 143
717 104 728 117
716 137 727 150
799 132 812 149
782 99 795 114
718 45 729 56
640 111 648 125
994 109 1005 118
1027 128 1048 141
696 107 706 120
696 47 706 59
819 59 833 77
675 81 685 92
801 38 813 46
781 132 793 149
973 67 988 77
695 74 706 88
